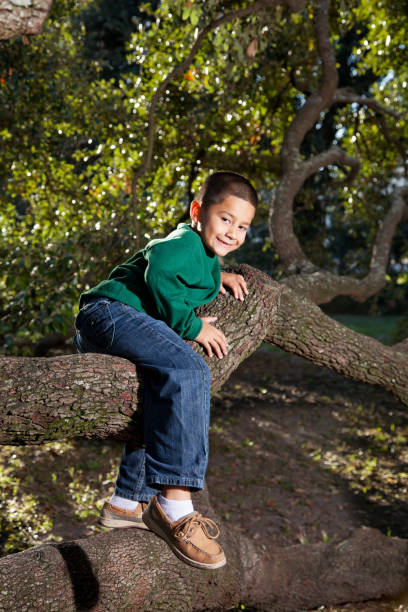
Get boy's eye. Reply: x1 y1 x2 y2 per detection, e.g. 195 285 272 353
222 217 231 223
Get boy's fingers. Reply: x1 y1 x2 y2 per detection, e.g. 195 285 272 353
238 276 248 294
211 335 227 359
209 339 221 359
234 287 244 301
217 335 228 356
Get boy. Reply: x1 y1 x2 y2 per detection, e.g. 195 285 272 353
74 171 257 570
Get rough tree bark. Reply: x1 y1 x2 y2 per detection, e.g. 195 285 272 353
1 264 408 609
1 509 408 612
1 0 408 609
0 0 52 39
1 264 408 447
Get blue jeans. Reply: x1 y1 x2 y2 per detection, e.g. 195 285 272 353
73 297 211 501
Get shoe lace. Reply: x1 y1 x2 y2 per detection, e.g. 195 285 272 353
174 512 220 540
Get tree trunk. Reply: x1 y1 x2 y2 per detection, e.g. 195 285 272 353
1 264 408 609
1 264 407 447
0 264 278 445
0 489 407 612
0 0 52 39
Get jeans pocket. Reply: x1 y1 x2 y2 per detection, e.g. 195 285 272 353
75 301 100 330
75 300 115 352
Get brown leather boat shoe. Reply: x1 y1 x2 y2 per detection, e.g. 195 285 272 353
99 501 149 530
142 494 226 570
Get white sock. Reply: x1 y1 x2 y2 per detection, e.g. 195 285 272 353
110 494 139 511
158 494 194 522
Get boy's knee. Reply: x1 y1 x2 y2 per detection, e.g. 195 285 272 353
190 352 210 382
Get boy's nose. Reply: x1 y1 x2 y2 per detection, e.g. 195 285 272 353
226 226 237 239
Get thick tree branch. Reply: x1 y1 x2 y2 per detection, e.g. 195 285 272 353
2 264 408 449
0 265 278 445
0 0 52 39
0 521 407 611
265 274 408 406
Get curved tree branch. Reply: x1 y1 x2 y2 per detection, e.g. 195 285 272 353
333 88 406 119
269 0 340 274
281 0 338 170
130 0 297 192
301 144 361 185
269 0 407 293
282 185 408 303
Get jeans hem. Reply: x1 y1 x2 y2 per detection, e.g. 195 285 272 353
146 476 204 490
114 489 155 502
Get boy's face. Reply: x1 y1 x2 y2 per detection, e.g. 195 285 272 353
191 195 255 257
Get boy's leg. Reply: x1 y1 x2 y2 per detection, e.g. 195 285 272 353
75 298 209 495
114 444 159 503
75 298 225 567
74 300 159 507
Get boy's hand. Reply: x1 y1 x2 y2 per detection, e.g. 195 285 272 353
219 272 248 302
195 317 228 359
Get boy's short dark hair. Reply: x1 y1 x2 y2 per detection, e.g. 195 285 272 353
195 171 258 210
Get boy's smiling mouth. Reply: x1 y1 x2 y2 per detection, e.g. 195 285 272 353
216 237 234 247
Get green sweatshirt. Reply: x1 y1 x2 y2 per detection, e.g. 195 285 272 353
80 223 220 340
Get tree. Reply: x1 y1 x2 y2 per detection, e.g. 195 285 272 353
0 0 52 39
1 0 407 351
1 264 408 610
1 0 408 609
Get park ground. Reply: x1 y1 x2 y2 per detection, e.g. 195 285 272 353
1 316 407 611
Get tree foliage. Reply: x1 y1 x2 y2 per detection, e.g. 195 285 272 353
0 0 407 354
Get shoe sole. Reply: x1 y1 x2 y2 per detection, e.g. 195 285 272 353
99 516 150 530
142 512 226 570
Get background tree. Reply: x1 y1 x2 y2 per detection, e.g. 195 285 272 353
1 0 408 609
1 0 407 355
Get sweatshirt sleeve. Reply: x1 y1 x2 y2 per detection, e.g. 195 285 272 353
144 240 203 340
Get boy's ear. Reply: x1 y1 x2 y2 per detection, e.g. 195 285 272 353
190 200 201 225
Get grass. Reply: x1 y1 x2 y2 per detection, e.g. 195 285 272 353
330 314 403 345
